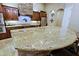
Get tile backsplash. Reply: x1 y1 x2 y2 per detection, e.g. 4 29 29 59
18 3 33 15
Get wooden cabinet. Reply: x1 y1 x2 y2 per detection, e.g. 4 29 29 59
40 11 47 17
3 5 18 20
40 11 47 26
0 4 11 40
0 28 11 40
32 11 41 21
32 11 47 21
32 11 47 26
0 4 3 12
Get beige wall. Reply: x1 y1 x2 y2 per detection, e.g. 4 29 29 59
45 3 65 25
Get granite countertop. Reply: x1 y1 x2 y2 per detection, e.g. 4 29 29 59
6 21 40 28
0 26 77 55
11 26 77 51
0 38 17 56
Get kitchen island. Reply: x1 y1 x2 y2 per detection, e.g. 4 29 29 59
0 26 77 56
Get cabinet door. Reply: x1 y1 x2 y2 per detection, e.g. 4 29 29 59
4 7 12 20
0 4 3 12
0 28 11 40
11 8 18 20
40 11 47 17
3 6 18 20
32 11 41 21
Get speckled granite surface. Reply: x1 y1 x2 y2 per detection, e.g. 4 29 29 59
0 26 77 56
0 38 17 56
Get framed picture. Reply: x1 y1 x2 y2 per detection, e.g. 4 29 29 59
0 13 6 33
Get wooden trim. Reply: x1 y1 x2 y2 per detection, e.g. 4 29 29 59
6 25 40 30
19 14 32 18
0 28 11 40
0 4 4 13
32 11 41 21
